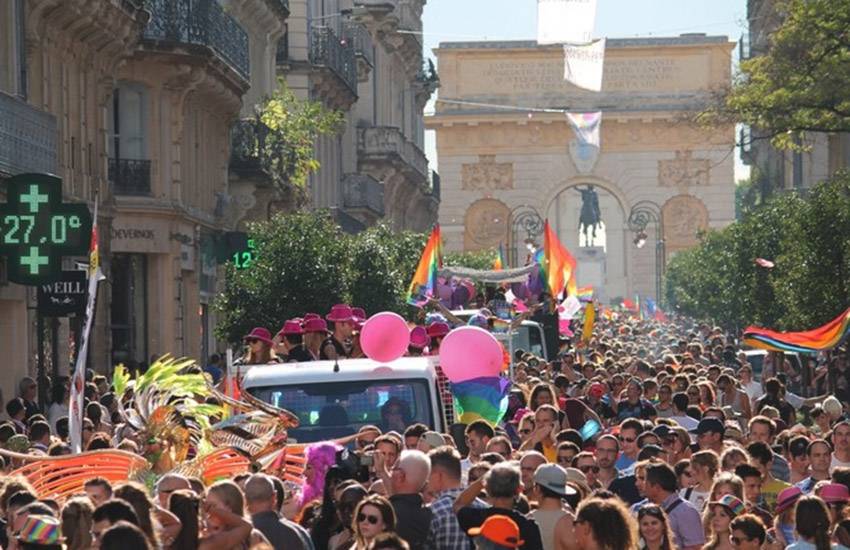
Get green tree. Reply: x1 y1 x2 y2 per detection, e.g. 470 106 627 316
243 80 344 196
348 224 427 316
444 249 499 270
706 0 850 150
214 212 353 343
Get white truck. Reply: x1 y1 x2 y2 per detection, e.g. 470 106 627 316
240 356 452 444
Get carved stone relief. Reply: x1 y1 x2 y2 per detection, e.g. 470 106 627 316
463 198 510 250
658 150 711 188
662 195 709 250
462 155 514 191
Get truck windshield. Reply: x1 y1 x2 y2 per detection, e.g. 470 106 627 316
248 379 434 443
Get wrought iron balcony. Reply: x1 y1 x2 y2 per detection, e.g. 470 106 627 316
310 26 358 97
230 118 270 175
0 92 58 176
342 173 384 217
343 22 374 67
357 126 428 182
108 158 152 196
142 0 250 80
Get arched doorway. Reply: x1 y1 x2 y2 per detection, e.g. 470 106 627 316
545 180 630 304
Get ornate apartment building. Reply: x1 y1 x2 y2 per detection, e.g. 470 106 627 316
744 0 850 195
277 0 439 232
0 0 436 402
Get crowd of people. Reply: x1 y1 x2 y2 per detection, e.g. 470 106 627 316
1 298 849 550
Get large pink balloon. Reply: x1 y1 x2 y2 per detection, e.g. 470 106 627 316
439 326 504 383
360 312 410 363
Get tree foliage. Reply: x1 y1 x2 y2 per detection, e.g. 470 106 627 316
708 0 850 150
665 172 850 331
248 79 344 191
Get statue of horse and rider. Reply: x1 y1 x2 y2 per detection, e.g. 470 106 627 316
577 185 602 245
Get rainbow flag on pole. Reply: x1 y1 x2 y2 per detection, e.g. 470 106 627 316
577 285 594 302
743 307 850 353
538 220 578 298
406 225 442 306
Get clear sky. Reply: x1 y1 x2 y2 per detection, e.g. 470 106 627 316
421 0 749 179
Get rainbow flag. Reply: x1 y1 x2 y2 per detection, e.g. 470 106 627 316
538 221 578 298
452 377 510 425
577 285 594 302
493 243 506 271
406 225 442 307
743 307 850 353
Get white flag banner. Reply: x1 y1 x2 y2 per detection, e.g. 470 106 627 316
537 0 598 45
563 38 606 91
69 201 105 453
566 112 602 147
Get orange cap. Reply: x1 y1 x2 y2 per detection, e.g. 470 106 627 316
467 515 524 549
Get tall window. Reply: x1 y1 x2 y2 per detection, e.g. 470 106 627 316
108 83 148 160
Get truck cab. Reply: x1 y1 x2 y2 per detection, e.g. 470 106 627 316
240 356 449 444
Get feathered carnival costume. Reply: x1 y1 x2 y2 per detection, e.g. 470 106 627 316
301 442 341 506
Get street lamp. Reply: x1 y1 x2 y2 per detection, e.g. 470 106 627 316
627 201 665 301
510 205 544 266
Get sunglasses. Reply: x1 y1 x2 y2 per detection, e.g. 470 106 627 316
579 465 600 473
519 429 533 435
618 436 636 443
246 339 260 344
357 513 380 525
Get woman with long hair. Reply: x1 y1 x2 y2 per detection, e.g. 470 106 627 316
703 495 745 550
683 450 719 512
573 497 638 550
350 495 396 550
529 383 558 411
168 490 200 550
311 465 349 550
637 505 675 550
202 480 267 549
238 328 277 365
113 482 162 548
60 496 93 550
47 376 69 432
789 495 842 550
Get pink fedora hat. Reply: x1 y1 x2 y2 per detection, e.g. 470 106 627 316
409 326 431 349
243 327 274 345
303 313 320 322
352 307 367 322
326 304 355 323
426 322 450 338
304 318 330 334
277 320 304 337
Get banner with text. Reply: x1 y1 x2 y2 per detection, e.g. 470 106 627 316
566 112 602 147
563 38 606 91
537 0 597 45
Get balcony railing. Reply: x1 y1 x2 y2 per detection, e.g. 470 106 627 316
142 0 250 80
358 126 428 181
230 118 270 173
0 92 57 176
310 26 358 96
342 173 384 216
109 158 152 196
343 22 374 67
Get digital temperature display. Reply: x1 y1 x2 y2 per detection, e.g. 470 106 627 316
0 174 92 285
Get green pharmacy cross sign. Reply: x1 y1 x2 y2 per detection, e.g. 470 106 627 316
0 174 92 285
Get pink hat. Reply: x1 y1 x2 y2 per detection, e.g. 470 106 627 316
820 483 850 503
409 326 431 349
426 322 450 338
304 318 330 333
510 408 532 424
303 313 320 322
243 327 274 345
326 304 354 322
278 320 304 337
776 486 803 514
352 307 367 322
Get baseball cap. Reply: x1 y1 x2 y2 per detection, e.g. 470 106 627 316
468 515 525 549
533 464 577 497
710 495 746 518
16 515 63 545
421 431 445 449
691 417 725 436
652 424 672 439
